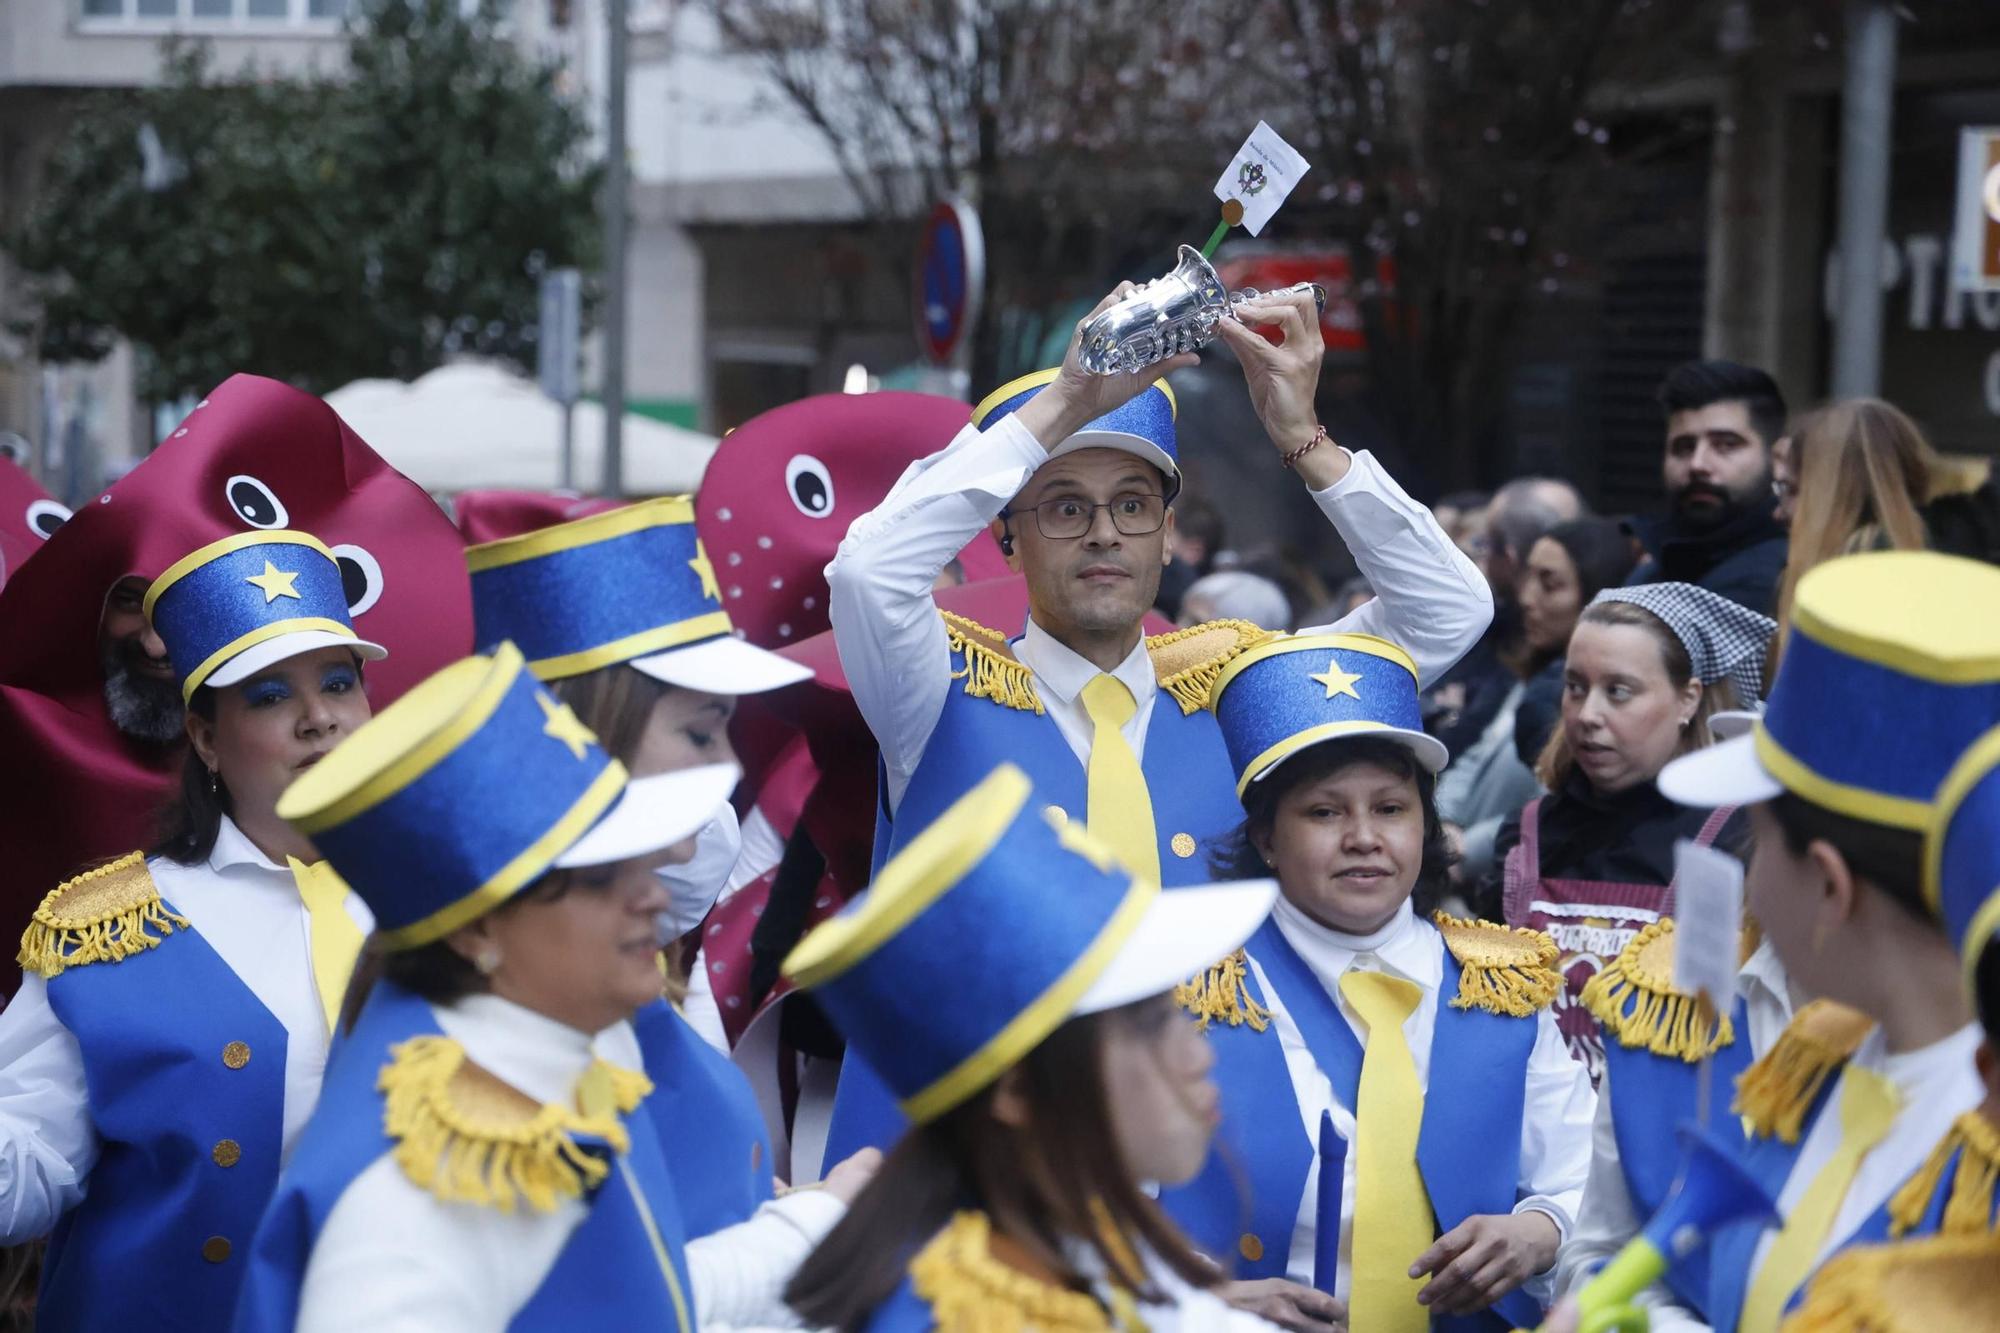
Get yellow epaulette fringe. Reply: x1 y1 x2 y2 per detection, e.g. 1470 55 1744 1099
17 852 189 980
1146 618 1276 715
1434 912 1562 1017
1173 948 1269 1033
1732 999 1874 1144
941 611 1043 713
1580 920 1735 1062
909 1211 1122 1333
1887 1110 2000 1238
1780 1234 2000 1333
379 1035 653 1213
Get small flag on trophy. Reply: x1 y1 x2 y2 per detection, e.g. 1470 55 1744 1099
1202 121 1311 256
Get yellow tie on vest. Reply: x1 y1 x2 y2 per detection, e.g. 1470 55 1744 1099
286 856 365 1034
1077 673 1161 886
1339 968 1431 1333
1739 1064 1900 1333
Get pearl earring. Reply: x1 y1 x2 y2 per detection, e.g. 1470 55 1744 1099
473 948 501 976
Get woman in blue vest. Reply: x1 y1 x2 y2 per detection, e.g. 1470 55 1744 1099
1160 631 1597 1333
778 762 1281 1329
234 640 743 1331
0 530 385 1332
1654 551 2000 1333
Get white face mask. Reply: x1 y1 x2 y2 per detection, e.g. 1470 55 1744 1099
655 803 743 943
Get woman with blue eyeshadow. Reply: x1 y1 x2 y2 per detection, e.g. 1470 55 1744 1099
0 530 387 1332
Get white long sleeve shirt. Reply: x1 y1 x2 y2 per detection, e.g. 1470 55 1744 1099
0 818 370 1242
825 412 1493 810
1552 937 1798 1332
1248 898 1597 1308
297 993 843 1333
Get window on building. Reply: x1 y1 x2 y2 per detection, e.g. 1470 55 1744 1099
79 0 353 22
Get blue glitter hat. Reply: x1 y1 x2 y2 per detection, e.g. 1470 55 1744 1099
275 640 738 950
144 530 387 704
466 496 811 692
971 368 1180 500
1661 552 2000 830
1926 725 2000 992
1209 631 1448 796
784 763 1273 1123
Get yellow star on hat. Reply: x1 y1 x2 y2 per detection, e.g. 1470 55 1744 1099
537 694 595 761
245 560 302 603
688 541 721 603
1310 660 1363 700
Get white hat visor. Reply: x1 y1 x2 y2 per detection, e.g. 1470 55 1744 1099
1249 723 1451 784
1708 708 1762 742
1078 879 1277 1016
1657 732 1784 810
629 634 813 695
1046 431 1179 486
554 761 741 869
206 629 388 689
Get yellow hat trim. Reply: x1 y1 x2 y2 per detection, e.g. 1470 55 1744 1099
1580 920 1735 1063
379 1035 651 1214
1436 912 1562 1017
941 611 1044 714
1148 619 1281 716
1733 999 1875 1143
1887 1110 2000 1238
1174 948 1271 1034
1782 1233 2000 1333
909 1211 1122 1333
18 852 190 980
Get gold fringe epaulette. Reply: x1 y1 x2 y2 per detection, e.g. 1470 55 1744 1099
1434 912 1562 1017
909 1211 1123 1332
1887 1110 2000 1238
18 852 190 980
1580 920 1735 1062
1147 619 1275 715
941 611 1043 713
1780 1233 2000 1333
379 1035 653 1213
1173 949 1270 1033
1732 999 1874 1144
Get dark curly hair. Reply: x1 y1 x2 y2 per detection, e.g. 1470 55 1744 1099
1212 734 1455 917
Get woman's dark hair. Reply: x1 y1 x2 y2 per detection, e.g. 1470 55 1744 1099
150 686 220 865
1541 518 1639 609
1211 735 1453 917
548 663 673 766
1975 945 2000 1051
785 1005 1219 1329
1764 790 1931 925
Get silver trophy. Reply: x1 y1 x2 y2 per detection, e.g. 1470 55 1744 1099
1077 245 1328 375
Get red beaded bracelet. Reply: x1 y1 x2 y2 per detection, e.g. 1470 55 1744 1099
1282 424 1329 470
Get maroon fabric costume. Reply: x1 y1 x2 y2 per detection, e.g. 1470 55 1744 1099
0 375 473 994
450 489 624 545
0 455 67 588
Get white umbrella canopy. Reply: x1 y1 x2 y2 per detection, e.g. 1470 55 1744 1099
323 361 717 495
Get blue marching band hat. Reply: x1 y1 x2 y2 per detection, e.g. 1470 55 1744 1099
972 368 1182 500
783 763 1274 1124
144 530 387 702
275 640 738 950
1661 551 2000 829
1209 631 1449 796
465 496 810 694
1928 726 2000 990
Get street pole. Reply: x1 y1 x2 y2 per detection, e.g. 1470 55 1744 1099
1830 0 1897 398
602 0 629 497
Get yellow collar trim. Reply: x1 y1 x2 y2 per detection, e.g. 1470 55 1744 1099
379 1034 652 1213
1888 1109 2000 1239
1580 919 1735 1062
940 612 1276 716
1435 911 1562 1016
18 852 189 980
909 1211 1132 1333
943 611 1045 713
1174 948 1271 1034
1784 1232 2000 1333
1732 999 1875 1143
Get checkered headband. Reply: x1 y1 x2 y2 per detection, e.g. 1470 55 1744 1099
1589 583 1776 707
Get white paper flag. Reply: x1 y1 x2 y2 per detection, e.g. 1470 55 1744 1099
1213 122 1310 237
1672 839 1744 1010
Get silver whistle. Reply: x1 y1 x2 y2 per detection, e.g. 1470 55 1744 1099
1077 245 1327 375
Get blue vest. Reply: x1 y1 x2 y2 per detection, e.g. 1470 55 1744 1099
1157 919 1545 1333
232 982 695 1333
631 997 774 1235
1597 997 1756 1315
37 891 290 1333
875 631 1245 886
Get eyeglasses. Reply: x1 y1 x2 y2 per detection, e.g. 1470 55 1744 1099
1004 493 1167 540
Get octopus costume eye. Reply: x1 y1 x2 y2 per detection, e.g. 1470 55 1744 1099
784 454 835 518
26 498 71 539
224 475 289 529
330 543 385 617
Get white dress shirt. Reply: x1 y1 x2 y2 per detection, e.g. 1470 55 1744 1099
1552 938 1798 1331
1247 898 1597 1307
825 412 1493 809
0 818 370 1243
297 993 843 1333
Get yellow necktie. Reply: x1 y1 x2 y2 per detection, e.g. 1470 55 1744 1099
1338 969 1431 1333
1740 1065 1900 1333
576 1060 618 1120
287 857 365 1034
1077 673 1160 886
